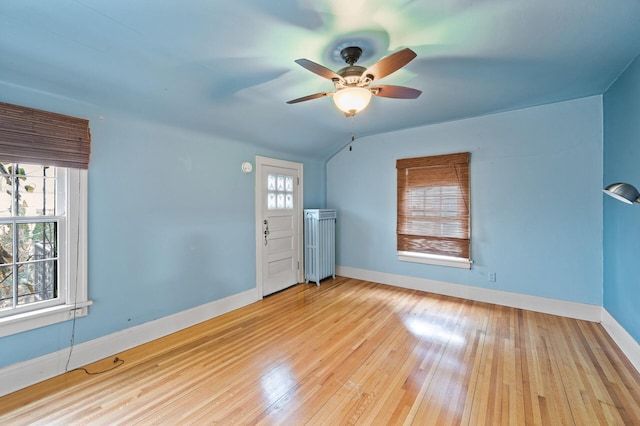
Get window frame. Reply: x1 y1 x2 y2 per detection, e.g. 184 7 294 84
0 167 89 338
396 152 472 269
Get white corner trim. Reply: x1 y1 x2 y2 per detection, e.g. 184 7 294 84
601 309 640 374
0 288 260 397
336 266 602 322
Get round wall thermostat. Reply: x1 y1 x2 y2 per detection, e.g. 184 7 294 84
241 162 253 173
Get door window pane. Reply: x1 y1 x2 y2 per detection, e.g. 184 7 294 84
267 173 295 210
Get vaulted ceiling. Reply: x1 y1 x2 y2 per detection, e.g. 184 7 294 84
2 1 640 159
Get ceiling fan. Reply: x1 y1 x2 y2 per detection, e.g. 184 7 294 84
287 46 422 116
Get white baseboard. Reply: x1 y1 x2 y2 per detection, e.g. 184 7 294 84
337 266 601 321
0 288 260 397
601 309 640 373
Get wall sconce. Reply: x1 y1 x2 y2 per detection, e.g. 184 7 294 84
603 182 640 204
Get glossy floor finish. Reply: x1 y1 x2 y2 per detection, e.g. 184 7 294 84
2 277 640 425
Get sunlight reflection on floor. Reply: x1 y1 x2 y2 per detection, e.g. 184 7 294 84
260 363 297 406
403 316 466 346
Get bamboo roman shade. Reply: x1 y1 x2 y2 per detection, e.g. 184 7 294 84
397 152 470 259
0 102 91 169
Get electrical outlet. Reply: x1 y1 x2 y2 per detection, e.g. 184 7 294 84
488 272 496 282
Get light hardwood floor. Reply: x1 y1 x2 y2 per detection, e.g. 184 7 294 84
1 277 640 425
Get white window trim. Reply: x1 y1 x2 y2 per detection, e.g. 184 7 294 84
0 168 90 338
398 251 472 269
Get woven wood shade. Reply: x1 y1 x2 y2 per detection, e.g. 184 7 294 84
0 102 91 169
397 152 470 259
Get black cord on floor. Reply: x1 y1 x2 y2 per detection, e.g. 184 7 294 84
70 357 125 375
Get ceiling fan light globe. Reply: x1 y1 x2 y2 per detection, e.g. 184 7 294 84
333 87 372 115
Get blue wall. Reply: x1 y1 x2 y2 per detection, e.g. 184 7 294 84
327 96 603 304
603 55 640 344
0 98 326 368
6 74 638 369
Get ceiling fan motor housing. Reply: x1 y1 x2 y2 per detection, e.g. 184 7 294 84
337 66 368 86
337 46 374 86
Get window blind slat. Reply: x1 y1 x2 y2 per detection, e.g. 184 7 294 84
396 152 468 169
398 234 470 259
0 102 91 169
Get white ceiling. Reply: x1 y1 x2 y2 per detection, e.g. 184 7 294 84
2 0 640 159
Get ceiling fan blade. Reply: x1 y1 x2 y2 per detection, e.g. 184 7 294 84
371 85 422 99
362 48 417 82
286 92 333 104
295 59 343 81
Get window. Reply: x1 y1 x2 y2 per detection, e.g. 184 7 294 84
1 164 60 309
0 102 90 337
396 152 471 269
267 173 294 210
0 164 88 337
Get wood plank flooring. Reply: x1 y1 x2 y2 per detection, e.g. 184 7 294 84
1 277 639 425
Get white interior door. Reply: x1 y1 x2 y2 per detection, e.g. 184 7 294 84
255 157 303 296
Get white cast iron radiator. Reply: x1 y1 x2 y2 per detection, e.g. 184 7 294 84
304 209 336 286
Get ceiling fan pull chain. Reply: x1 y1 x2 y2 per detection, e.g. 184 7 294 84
349 116 355 151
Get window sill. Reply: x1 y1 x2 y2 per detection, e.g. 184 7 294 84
0 301 92 338
398 252 472 269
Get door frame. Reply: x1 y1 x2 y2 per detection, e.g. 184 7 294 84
254 156 304 297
